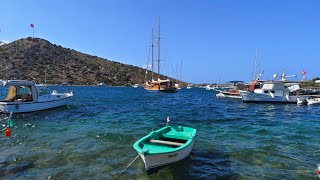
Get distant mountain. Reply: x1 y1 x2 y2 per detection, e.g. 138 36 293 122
0 37 176 86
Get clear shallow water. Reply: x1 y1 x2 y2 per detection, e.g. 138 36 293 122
0 86 319 179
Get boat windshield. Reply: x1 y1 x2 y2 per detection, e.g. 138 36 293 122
6 85 33 102
39 89 50 95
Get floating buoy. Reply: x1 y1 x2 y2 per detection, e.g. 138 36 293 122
9 119 14 128
5 127 11 137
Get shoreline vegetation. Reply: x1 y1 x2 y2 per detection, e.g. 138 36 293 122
0 37 182 86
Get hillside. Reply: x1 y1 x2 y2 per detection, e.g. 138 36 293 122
0 37 176 86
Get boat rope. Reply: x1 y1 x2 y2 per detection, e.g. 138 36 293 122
0 116 10 123
114 150 147 180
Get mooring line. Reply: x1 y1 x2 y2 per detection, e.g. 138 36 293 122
114 150 145 180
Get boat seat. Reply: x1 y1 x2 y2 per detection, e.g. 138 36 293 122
161 132 191 140
21 93 32 101
149 139 184 146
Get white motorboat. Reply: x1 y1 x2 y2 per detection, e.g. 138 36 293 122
216 89 242 99
98 82 107 86
240 81 308 103
133 84 139 88
307 97 320 105
0 80 73 113
205 85 212 90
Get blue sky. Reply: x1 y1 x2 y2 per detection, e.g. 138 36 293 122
1 0 320 83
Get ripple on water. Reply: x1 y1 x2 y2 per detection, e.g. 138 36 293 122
0 87 319 179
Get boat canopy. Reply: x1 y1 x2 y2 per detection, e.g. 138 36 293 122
3 80 38 102
287 84 300 92
3 80 35 87
262 82 285 90
156 78 170 83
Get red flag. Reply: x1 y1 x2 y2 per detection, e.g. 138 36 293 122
302 70 307 75
30 24 34 28
166 116 170 124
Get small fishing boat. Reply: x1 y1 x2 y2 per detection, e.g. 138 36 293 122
133 125 196 174
133 84 139 88
216 89 242 99
98 82 107 86
307 97 320 105
0 80 73 113
186 84 193 89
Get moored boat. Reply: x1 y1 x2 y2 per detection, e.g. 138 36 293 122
144 18 178 93
240 81 308 103
186 84 193 89
216 89 242 99
307 97 320 105
98 82 107 86
0 80 73 113
133 84 139 88
216 81 246 99
133 125 196 174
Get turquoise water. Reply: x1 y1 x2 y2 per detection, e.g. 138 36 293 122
0 86 319 179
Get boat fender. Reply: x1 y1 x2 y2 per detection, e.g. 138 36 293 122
269 92 274 98
285 95 289 100
5 127 11 137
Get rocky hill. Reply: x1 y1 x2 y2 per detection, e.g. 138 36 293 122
0 37 177 86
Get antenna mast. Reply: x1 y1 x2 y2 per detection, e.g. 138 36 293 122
251 48 258 81
158 17 160 80
151 28 154 81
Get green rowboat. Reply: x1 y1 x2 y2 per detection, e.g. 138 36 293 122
133 125 197 173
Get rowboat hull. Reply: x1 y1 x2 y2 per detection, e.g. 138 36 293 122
140 139 194 173
133 125 196 174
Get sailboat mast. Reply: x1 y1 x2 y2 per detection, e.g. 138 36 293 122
180 60 182 82
45 69 47 84
158 17 160 80
151 28 154 81
251 48 258 81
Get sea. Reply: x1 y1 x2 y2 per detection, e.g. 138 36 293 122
0 86 319 179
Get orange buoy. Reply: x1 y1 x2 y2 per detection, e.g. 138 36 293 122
5 127 11 137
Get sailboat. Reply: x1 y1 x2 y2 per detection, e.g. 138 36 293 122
144 17 178 93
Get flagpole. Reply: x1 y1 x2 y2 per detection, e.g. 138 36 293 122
30 24 34 38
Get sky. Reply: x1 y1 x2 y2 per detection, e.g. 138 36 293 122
1 0 320 83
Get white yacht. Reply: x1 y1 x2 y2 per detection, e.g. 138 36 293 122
0 80 73 113
240 81 308 103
